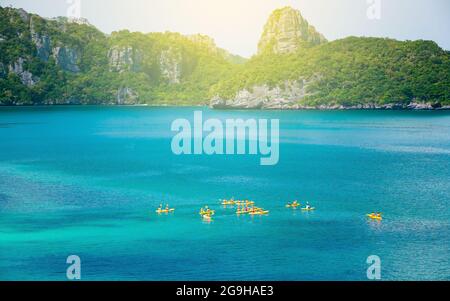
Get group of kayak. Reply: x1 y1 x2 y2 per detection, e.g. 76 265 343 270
286 201 382 221
155 200 383 222
222 198 269 215
285 200 315 211
236 205 269 216
221 199 255 206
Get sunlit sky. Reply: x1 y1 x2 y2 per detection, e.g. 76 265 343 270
1 0 449 57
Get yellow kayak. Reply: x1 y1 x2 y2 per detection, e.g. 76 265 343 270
156 208 175 214
235 201 255 205
367 214 382 221
200 210 215 216
301 207 315 211
249 210 269 215
286 203 301 208
221 201 235 205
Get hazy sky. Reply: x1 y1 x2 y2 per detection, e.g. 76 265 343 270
1 0 449 57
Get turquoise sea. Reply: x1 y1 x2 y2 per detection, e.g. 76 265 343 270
0 106 449 280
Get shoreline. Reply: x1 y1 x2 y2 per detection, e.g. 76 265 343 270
0 103 449 111
210 101 450 111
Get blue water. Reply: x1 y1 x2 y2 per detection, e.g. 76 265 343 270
0 106 449 280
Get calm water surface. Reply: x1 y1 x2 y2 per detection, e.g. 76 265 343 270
0 106 449 280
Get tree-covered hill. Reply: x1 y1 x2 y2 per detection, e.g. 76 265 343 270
210 6 449 109
211 37 450 108
0 6 241 105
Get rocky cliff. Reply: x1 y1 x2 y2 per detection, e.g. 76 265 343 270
159 47 182 84
209 7 330 109
8 57 39 87
211 7 327 109
211 79 315 109
108 46 141 72
258 6 327 55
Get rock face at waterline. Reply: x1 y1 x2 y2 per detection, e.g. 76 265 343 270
210 80 315 109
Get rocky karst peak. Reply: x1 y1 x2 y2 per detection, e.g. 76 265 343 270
257 6 327 55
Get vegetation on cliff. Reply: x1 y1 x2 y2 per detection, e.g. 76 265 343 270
212 37 450 106
0 6 240 105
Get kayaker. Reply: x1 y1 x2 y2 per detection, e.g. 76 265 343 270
306 202 311 209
